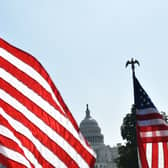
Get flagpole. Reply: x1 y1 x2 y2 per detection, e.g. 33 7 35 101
125 58 141 167
125 58 140 104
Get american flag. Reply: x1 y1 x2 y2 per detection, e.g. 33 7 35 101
0 38 96 168
134 75 168 168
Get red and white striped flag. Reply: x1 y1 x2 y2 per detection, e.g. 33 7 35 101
134 75 168 168
0 38 96 168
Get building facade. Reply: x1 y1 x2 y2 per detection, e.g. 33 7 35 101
80 105 119 168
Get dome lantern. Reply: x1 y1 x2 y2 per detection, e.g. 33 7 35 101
86 104 91 118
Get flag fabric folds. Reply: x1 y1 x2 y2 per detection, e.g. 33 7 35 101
134 75 168 168
0 38 96 168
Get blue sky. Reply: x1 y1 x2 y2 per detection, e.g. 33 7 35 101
1 0 168 146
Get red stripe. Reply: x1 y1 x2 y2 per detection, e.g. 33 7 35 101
141 137 168 143
0 99 79 168
0 78 95 165
0 114 53 168
152 143 158 168
0 56 65 115
139 125 168 132
143 143 146 154
0 38 79 132
138 142 149 168
0 135 24 155
136 125 149 168
136 113 163 120
0 135 34 168
163 142 168 168
0 154 27 168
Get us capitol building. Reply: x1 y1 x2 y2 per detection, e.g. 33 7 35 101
80 104 119 168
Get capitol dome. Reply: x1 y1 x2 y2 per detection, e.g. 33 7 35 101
80 104 104 147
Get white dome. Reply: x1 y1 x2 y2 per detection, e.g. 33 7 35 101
80 104 104 146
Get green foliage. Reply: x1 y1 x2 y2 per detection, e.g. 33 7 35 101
121 105 137 145
115 143 138 168
116 105 139 168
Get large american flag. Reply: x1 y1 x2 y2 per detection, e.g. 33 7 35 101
0 38 96 168
134 75 168 168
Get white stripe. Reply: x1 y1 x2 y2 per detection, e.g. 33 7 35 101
0 125 42 168
140 130 168 138
137 119 165 126
0 145 31 168
146 143 152 168
0 49 95 158
0 89 90 168
137 108 158 115
158 143 164 168
0 108 67 168
0 48 64 114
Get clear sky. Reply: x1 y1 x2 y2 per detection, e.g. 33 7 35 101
1 0 168 146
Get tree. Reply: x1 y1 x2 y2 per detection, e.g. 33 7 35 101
115 105 139 168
